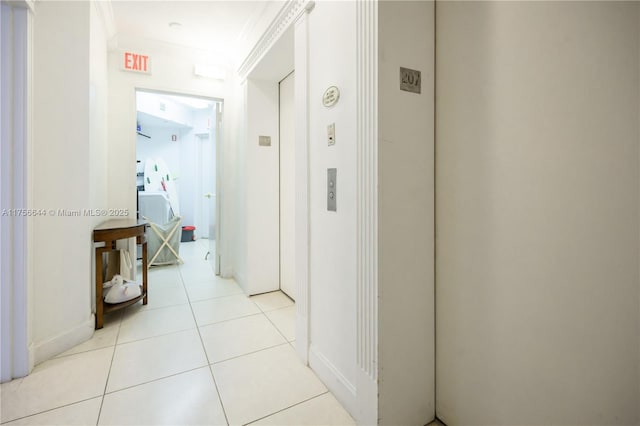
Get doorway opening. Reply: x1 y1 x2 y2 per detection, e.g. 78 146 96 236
135 89 222 274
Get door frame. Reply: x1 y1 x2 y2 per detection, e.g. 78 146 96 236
0 0 34 382
278 70 296 300
133 88 222 270
240 4 311 362
214 101 223 275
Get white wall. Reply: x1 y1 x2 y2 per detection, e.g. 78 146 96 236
136 128 183 186
306 0 358 413
378 1 434 424
241 78 280 295
136 92 193 127
31 0 108 363
436 2 640 424
89 0 110 317
89 2 109 227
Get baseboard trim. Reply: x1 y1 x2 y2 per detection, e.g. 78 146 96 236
309 345 357 418
220 264 233 279
33 316 94 365
28 342 35 373
234 271 247 294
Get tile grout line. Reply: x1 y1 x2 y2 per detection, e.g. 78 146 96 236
206 365 230 426
96 308 125 426
119 301 189 314
179 255 231 426
1 253 217 426
192 290 257 305
187 289 246 304
0 312 128 425
242 391 330 426
255 302 295 315
102 365 210 396
261 306 293 344
210 341 291 365
0 395 103 425
111 323 198 347
250 293 296 343
250 292 294 314
198 311 264 329
195 310 266 329
2 256 308 425
0 396 104 425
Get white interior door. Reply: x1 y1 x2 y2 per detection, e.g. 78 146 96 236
195 133 211 239
209 102 222 275
279 71 295 299
200 134 213 239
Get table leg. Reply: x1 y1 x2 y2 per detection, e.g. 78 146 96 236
95 247 104 329
142 240 148 305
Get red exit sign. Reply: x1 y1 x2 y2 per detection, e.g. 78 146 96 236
122 51 151 74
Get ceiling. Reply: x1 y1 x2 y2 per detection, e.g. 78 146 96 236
109 1 279 62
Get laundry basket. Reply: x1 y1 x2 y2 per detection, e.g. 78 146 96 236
145 215 183 266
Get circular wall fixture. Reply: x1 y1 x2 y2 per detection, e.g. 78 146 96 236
322 86 340 108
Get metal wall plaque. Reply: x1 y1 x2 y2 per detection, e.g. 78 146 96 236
259 135 271 146
400 67 421 94
322 86 340 107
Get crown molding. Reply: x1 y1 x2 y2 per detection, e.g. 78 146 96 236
237 0 312 81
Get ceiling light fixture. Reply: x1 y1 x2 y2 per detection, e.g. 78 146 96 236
168 22 182 29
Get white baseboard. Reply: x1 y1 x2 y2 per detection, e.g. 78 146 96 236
220 263 233 279
28 342 35 373
234 270 247 294
309 345 357 419
33 315 95 365
295 314 308 363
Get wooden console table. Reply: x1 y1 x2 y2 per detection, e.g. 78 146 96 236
93 219 148 329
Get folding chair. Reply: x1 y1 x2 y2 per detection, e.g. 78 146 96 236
144 215 184 266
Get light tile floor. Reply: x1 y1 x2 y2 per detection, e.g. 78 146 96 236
1 240 355 426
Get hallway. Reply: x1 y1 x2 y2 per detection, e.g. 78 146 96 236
0 241 355 425
2 1 639 424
